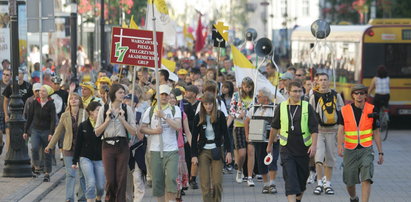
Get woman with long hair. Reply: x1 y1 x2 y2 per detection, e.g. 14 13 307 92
191 92 232 202
369 65 390 112
227 77 254 184
95 84 137 202
23 85 56 182
45 92 87 201
72 101 105 202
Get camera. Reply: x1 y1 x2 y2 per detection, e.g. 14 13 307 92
109 113 116 119
102 85 110 93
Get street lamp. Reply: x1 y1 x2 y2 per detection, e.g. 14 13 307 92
3 0 32 177
70 0 78 82
100 0 106 70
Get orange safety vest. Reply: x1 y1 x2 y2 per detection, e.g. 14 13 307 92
341 102 374 150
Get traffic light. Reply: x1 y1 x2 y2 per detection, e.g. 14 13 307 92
212 22 229 48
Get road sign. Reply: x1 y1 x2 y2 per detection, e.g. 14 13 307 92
110 27 163 68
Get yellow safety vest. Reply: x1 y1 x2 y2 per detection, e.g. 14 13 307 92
279 100 312 147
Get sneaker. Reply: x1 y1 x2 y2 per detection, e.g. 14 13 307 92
247 177 255 187
269 184 277 194
190 180 199 189
242 176 248 182
307 171 316 184
350 196 359 202
235 171 243 183
147 180 152 188
313 185 323 195
60 152 63 161
256 175 263 182
226 165 233 174
262 185 270 194
43 174 50 182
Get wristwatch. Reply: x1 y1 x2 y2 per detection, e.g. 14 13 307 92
378 152 384 156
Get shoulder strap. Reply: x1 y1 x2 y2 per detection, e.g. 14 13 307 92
148 107 155 124
103 103 109 122
121 103 128 122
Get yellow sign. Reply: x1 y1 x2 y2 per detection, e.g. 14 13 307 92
214 21 229 41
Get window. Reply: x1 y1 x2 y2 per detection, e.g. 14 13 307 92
303 0 310 16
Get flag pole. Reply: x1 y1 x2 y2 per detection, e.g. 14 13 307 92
151 0 163 158
131 66 137 110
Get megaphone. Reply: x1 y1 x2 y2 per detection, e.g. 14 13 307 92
255 37 273 57
245 28 258 41
311 19 331 39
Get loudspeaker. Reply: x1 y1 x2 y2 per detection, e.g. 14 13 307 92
311 19 330 39
255 37 273 57
245 28 258 41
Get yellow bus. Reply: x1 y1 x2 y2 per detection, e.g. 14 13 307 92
291 19 411 116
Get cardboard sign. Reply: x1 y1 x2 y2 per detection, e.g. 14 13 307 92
110 27 163 68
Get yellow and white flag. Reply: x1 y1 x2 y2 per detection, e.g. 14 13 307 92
129 15 139 29
231 45 285 103
146 0 176 46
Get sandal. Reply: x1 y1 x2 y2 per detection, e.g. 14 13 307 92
313 185 323 195
324 186 335 195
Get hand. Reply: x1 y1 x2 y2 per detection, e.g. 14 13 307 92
238 110 245 119
72 164 78 169
157 110 165 119
307 145 316 157
44 148 50 154
69 82 76 93
23 133 28 140
105 109 113 120
266 144 272 154
48 135 52 142
153 126 163 134
225 153 232 164
338 145 344 157
4 115 9 122
191 157 198 165
377 154 384 165
118 109 125 120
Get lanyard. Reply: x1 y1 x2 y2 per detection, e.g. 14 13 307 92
289 105 299 131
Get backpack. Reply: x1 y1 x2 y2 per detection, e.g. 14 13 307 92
314 90 338 126
103 103 129 138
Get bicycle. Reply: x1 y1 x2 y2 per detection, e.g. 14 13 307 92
379 106 389 141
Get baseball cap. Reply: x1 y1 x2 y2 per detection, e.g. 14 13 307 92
51 76 62 84
124 94 139 104
177 69 188 75
33 83 42 91
280 72 294 80
159 84 172 95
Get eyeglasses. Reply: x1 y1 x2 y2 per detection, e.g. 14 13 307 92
296 74 303 77
290 90 303 93
353 91 366 95
3 74 10 76
35 90 40 92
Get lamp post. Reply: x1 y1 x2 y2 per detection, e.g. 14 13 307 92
70 0 78 82
100 0 106 70
3 0 32 177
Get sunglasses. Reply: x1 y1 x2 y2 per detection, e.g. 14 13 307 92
3 74 10 76
296 74 303 77
290 90 303 93
353 91 366 95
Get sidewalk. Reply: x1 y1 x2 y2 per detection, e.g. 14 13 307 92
0 139 65 202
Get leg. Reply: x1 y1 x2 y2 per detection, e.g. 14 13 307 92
361 180 371 202
78 163 87 201
102 143 117 202
164 151 178 202
40 130 52 174
199 150 212 202
132 166 145 202
346 185 356 198
237 148 246 172
246 143 255 179
80 157 97 200
315 132 325 184
151 152 165 199
324 166 333 182
93 160 105 201
30 130 42 169
287 194 296 202
211 157 223 202
64 156 77 201
115 141 130 202
145 136 152 185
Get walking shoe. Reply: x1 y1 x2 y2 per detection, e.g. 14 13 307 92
242 176 248 182
247 177 255 187
190 180 199 189
262 185 270 194
313 185 323 195
269 184 277 194
0 142 4 155
350 196 359 202
307 171 316 184
324 185 335 195
226 165 233 174
60 152 64 161
235 171 243 183
256 175 263 182
43 174 50 182
147 180 152 188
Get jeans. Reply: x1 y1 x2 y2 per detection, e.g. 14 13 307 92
80 157 105 199
64 156 87 202
199 149 223 202
132 165 145 202
31 129 51 173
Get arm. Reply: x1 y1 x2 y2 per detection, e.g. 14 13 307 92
94 106 110 137
244 117 250 143
118 106 137 137
46 114 66 150
373 128 384 165
3 97 9 121
24 100 35 134
220 112 232 154
267 128 279 153
337 125 345 157
307 103 319 157
226 115 234 127
368 77 376 96
183 116 192 146
72 123 84 166
164 117 181 131
49 101 57 135
190 115 200 157
140 123 163 135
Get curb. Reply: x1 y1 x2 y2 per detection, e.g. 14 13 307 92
19 166 65 202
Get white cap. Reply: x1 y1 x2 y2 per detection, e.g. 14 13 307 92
159 84 171 95
33 83 42 91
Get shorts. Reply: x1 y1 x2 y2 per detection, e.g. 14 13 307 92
0 112 5 132
254 141 280 174
151 151 179 197
281 152 310 196
373 94 390 112
315 131 337 167
343 147 374 186
233 127 246 149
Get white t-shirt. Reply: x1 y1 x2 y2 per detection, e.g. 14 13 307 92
142 106 181 152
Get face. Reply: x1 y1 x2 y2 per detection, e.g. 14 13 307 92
206 71 215 80
2 70 11 82
169 94 177 106
190 73 200 81
90 106 101 120
115 88 125 102
289 86 303 102
69 95 81 107
304 80 312 92
82 87 91 98
138 71 148 83
352 90 367 103
51 82 61 91
185 76 192 84
184 91 195 100
194 81 203 93
39 87 48 99
221 86 229 95
203 102 214 114
2 62 10 69
242 83 253 93
18 72 24 81
295 70 305 80
224 60 232 69
200 66 207 75
178 74 186 80
33 89 40 98
318 75 330 91
257 91 269 104
98 72 107 79
266 65 275 75
160 93 169 104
